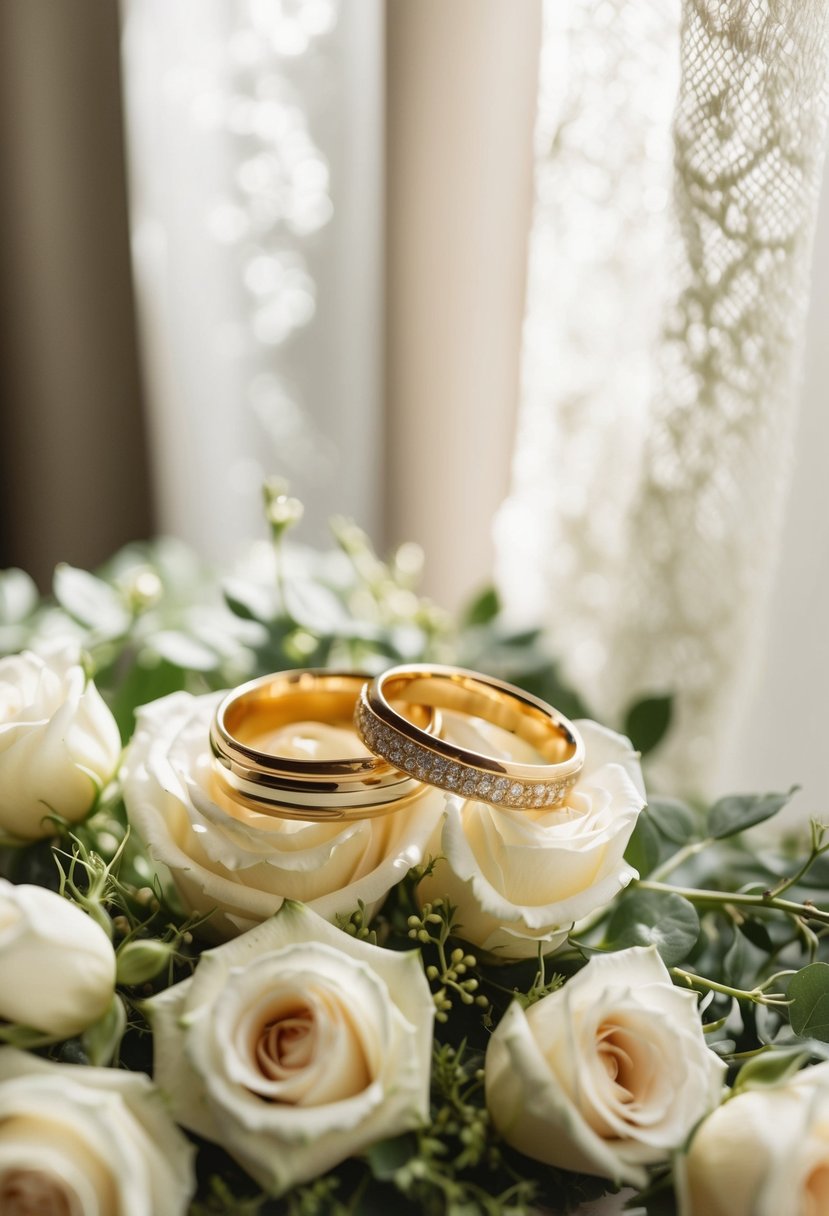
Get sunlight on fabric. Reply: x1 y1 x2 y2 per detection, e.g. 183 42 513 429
120 0 382 559
497 0 829 799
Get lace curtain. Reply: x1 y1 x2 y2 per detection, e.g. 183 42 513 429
496 0 829 798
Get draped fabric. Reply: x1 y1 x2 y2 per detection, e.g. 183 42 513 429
497 0 829 797
119 0 384 560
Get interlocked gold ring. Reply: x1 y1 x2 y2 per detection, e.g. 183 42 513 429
355 664 584 811
210 670 440 821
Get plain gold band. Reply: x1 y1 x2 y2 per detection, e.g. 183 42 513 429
210 669 439 820
355 664 584 810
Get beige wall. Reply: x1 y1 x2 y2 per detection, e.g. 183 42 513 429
385 0 541 610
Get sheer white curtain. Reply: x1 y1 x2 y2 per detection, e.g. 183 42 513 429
120 0 383 559
496 0 829 806
120 0 829 809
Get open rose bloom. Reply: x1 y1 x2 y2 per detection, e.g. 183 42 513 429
0 1048 194 1215
418 719 646 958
146 900 435 1194
485 945 726 1186
122 691 445 938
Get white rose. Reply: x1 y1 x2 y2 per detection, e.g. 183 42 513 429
147 900 434 1194
677 1061 829 1216
0 1047 194 1215
0 646 121 840
121 691 444 939
0 880 116 1038
485 945 726 1187
418 719 645 958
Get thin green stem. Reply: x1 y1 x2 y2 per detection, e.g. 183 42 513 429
638 879 829 926
766 825 829 899
672 966 789 1006
647 837 712 883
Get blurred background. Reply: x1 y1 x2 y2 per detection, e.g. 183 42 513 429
0 0 827 810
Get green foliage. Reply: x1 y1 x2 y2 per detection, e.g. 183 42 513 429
789 964 829 1041
733 1046 811 1091
3 502 829 1216
623 694 673 756
605 889 700 966
708 789 798 840
460 586 501 629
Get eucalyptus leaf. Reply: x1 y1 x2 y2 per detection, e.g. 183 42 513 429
789 963 829 1042
606 890 700 965
708 789 797 840
734 1046 810 1091
53 564 130 635
623 694 673 756
365 1134 417 1181
624 812 662 878
723 927 747 987
647 797 699 845
738 918 773 954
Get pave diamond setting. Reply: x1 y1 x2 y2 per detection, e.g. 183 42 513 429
354 701 577 811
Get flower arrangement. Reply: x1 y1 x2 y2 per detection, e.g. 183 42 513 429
1 494 828 1216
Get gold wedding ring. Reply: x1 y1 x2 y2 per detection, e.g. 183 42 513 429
355 664 584 811
210 670 440 821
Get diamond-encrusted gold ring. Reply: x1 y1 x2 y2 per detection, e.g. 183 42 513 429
355 665 584 812
210 670 440 820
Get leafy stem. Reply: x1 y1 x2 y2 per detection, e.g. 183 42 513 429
637 879 829 926
672 966 792 1007
765 819 829 899
647 837 712 883
407 900 488 1022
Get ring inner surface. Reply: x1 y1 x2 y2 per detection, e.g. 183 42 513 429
224 683 432 758
381 673 575 765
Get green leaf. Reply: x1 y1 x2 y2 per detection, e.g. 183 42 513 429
53 564 130 634
734 1046 810 1092
0 1023 57 1049
738 918 773 954
709 789 797 840
365 1134 417 1181
789 963 829 1042
606 890 699 965
624 811 662 878
222 578 276 623
82 995 127 1066
508 665 591 723
647 797 699 845
462 586 501 628
623 694 673 756
108 657 190 742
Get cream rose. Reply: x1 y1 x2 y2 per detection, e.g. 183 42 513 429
418 719 645 958
146 900 434 1193
0 1047 194 1215
677 1061 829 1216
0 646 121 840
0 880 116 1038
485 945 726 1186
121 690 444 939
